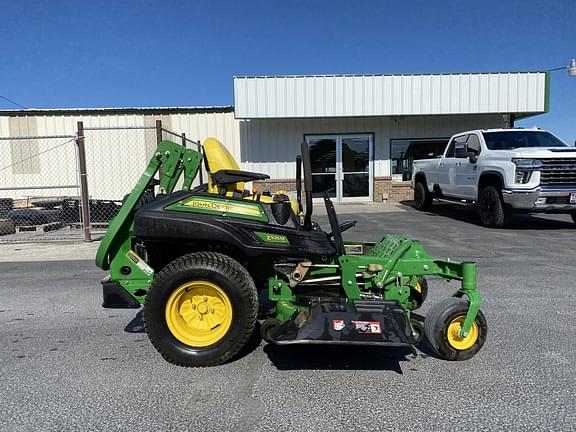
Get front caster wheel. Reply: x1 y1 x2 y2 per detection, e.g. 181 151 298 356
144 252 258 367
409 276 429 310
424 298 487 361
410 319 424 344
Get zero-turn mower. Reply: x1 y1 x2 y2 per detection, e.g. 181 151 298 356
96 138 487 366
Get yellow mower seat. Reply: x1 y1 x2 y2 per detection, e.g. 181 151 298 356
202 137 299 214
203 137 244 195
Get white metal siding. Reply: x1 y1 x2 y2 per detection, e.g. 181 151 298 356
240 114 506 179
234 73 547 118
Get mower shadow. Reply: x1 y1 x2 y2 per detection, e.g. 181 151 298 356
263 344 415 373
124 310 145 333
123 311 264 362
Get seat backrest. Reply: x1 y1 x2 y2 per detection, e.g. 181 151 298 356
203 137 244 195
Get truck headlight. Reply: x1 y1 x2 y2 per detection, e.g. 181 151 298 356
511 158 543 169
512 159 542 184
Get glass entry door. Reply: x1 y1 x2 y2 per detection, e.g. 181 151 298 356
306 134 372 202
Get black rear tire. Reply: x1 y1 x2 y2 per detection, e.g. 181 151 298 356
477 185 509 227
144 252 258 367
424 298 487 361
571 213 576 224
414 181 433 211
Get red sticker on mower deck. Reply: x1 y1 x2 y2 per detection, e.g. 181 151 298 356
352 320 382 334
332 320 346 331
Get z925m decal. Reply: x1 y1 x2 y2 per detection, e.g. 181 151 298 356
254 231 290 244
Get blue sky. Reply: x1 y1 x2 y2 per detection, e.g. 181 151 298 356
1 0 574 142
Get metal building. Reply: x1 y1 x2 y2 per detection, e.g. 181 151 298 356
0 71 549 204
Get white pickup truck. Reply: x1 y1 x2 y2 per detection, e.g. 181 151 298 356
412 128 576 227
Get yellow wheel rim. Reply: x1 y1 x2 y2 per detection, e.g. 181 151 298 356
165 281 233 347
415 281 422 293
446 315 479 350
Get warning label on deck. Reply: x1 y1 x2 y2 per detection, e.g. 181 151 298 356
352 320 382 334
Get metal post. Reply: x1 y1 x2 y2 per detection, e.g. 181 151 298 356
181 132 186 147
76 121 91 242
155 120 163 179
155 120 163 145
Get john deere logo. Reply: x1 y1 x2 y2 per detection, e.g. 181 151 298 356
184 199 262 216
187 200 220 210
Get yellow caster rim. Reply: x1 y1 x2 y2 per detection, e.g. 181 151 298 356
165 281 233 347
446 315 479 350
415 281 423 293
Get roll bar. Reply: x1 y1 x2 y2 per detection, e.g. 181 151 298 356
300 142 313 230
295 155 303 214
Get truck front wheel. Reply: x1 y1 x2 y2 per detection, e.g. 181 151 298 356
477 185 509 227
414 181 433 211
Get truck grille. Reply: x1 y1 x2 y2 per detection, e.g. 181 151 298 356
540 158 576 185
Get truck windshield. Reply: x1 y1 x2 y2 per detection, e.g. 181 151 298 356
482 131 568 150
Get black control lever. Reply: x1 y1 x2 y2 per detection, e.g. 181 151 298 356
328 220 357 238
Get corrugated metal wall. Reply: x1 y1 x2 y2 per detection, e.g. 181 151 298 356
234 73 547 118
0 111 239 200
240 114 507 178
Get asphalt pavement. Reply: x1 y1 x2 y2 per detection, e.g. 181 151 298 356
1 203 575 431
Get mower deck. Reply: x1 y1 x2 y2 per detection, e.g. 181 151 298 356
265 300 416 348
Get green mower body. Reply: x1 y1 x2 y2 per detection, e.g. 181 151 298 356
96 139 487 366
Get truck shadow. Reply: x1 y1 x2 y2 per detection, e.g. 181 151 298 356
401 201 575 230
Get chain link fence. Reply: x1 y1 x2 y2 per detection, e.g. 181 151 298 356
0 121 202 243
0 134 84 242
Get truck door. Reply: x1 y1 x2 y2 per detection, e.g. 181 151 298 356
438 135 468 197
454 134 481 200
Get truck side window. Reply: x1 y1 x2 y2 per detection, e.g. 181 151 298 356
467 134 481 155
453 135 469 158
445 141 455 157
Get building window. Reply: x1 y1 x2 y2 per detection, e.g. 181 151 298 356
390 138 449 181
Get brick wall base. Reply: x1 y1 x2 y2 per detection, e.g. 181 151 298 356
254 177 414 203
374 177 414 203
253 179 299 194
